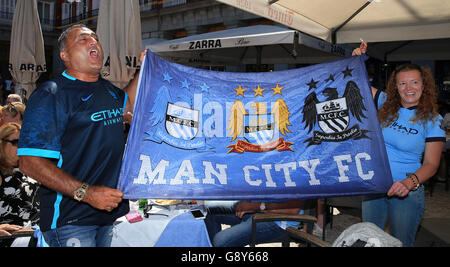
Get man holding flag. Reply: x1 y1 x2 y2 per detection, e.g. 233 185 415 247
17 24 145 247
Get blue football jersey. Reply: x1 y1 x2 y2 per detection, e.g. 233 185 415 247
376 91 445 182
18 72 129 232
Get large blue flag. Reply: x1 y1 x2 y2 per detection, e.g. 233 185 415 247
117 51 393 200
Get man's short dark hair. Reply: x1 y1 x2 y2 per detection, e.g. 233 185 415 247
57 24 88 52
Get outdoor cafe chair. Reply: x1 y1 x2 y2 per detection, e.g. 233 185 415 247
250 212 323 247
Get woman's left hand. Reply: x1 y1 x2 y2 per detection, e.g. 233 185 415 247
387 180 410 198
352 41 367 56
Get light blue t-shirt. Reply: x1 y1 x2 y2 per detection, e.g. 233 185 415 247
376 91 446 182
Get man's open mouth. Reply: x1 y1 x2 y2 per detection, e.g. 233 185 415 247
89 49 99 57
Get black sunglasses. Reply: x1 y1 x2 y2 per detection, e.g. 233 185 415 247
3 139 19 146
3 103 18 117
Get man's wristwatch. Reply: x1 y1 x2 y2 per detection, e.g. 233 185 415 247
74 183 89 202
260 202 266 211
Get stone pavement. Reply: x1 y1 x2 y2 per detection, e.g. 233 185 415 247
416 182 450 246
257 182 450 247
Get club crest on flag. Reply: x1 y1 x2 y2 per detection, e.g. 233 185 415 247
165 103 199 140
244 111 276 145
303 81 370 146
227 99 293 153
316 97 348 134
145 85 207 151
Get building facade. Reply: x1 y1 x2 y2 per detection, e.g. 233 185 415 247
0 0 273 79
0 0 447 88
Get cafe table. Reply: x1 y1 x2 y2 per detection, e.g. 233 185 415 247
111 201 212 247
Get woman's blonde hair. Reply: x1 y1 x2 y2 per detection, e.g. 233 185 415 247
0 122 21 175
378 63 438 127
2 101 26 121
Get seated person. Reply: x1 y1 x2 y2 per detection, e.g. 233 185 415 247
0 224 22 237
2 102 25 125
5 94 22 104
204 199 303 247
0 123 39 247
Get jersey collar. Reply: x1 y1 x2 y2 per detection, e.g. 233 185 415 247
405 105 418 110
62 70 76 81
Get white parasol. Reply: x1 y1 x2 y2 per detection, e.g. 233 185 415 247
9 0 46 101
217 0 450 43
97 0 142 89
149 25 352 67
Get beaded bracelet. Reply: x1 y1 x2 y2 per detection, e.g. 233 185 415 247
410 173 420 184
408 173 420 191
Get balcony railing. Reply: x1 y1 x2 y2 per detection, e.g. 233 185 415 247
0 0 207 31
0 10 55 31
0 10 14 20
59 8 99 27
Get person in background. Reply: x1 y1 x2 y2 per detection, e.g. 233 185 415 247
4 79 12 97
5 94 22 104
436 100 449 183
0 123 40 247
0 74 6 105
17 24 144 247
2 102 25 125
0 224 22 237
204 199 303 247
353 42 446 246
